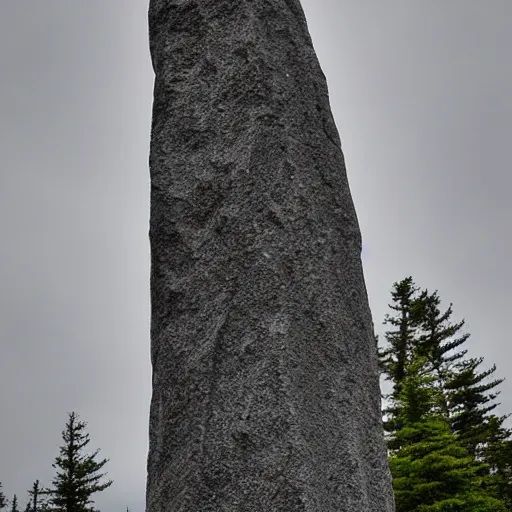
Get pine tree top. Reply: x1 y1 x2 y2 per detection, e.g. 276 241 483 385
45 412 113 512
0 483 7 511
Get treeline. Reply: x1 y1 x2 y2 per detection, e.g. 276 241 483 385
379 277 512 511
3 277 511 511
0 412 112 512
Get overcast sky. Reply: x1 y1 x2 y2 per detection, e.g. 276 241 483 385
1 1 511 511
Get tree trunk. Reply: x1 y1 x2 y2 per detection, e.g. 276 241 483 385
146 1 395 510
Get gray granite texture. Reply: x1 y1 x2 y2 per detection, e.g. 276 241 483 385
146 0 395 510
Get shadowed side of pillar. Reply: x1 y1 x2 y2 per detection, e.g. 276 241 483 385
146 0 395 510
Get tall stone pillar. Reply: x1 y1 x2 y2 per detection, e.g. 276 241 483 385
146 1 395 510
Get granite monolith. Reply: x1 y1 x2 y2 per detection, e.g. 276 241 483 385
146 1 395 510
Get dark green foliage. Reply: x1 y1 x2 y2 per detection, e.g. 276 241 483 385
412 290 512 505
10 496 19 512
413 290 468 420
380 277 512 509
388 357 508 512
447 357 507 456
26 480 49 512
414 289 469 370
379 277 421 395
44 412 112 512
380 278 508 443
0 483 7 510
379 277 424 436
412 290 506 458
480 416 512 509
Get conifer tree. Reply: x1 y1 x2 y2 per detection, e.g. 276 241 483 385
379 277 421 394
414 289 469 369
44 412 113 512
10 496 19 512
379 277 424 436
480 415 512 509
380 279 508 447
0 483 7 510
412 287 512 507
379 277 512 507
413 289 506 458
413 289 469 419
447 356 506 456
27 480 47 512
388 357 508 511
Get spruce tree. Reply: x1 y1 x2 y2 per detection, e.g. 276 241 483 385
412 287 512 506
388 357 508 511
379 278 512 507
44 412 113 512
413 289 469 419
380 279 509 448
447 356 506 456
480 415 512 509
379 277 421 394
0 483 7 510
10 496 19 512
27 481 48 512
414 289 469 369
413 289 506 458
379 277 425 436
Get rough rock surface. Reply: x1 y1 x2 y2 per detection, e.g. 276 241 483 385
146 1 395 510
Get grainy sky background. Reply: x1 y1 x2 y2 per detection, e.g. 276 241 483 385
1 1 511 511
